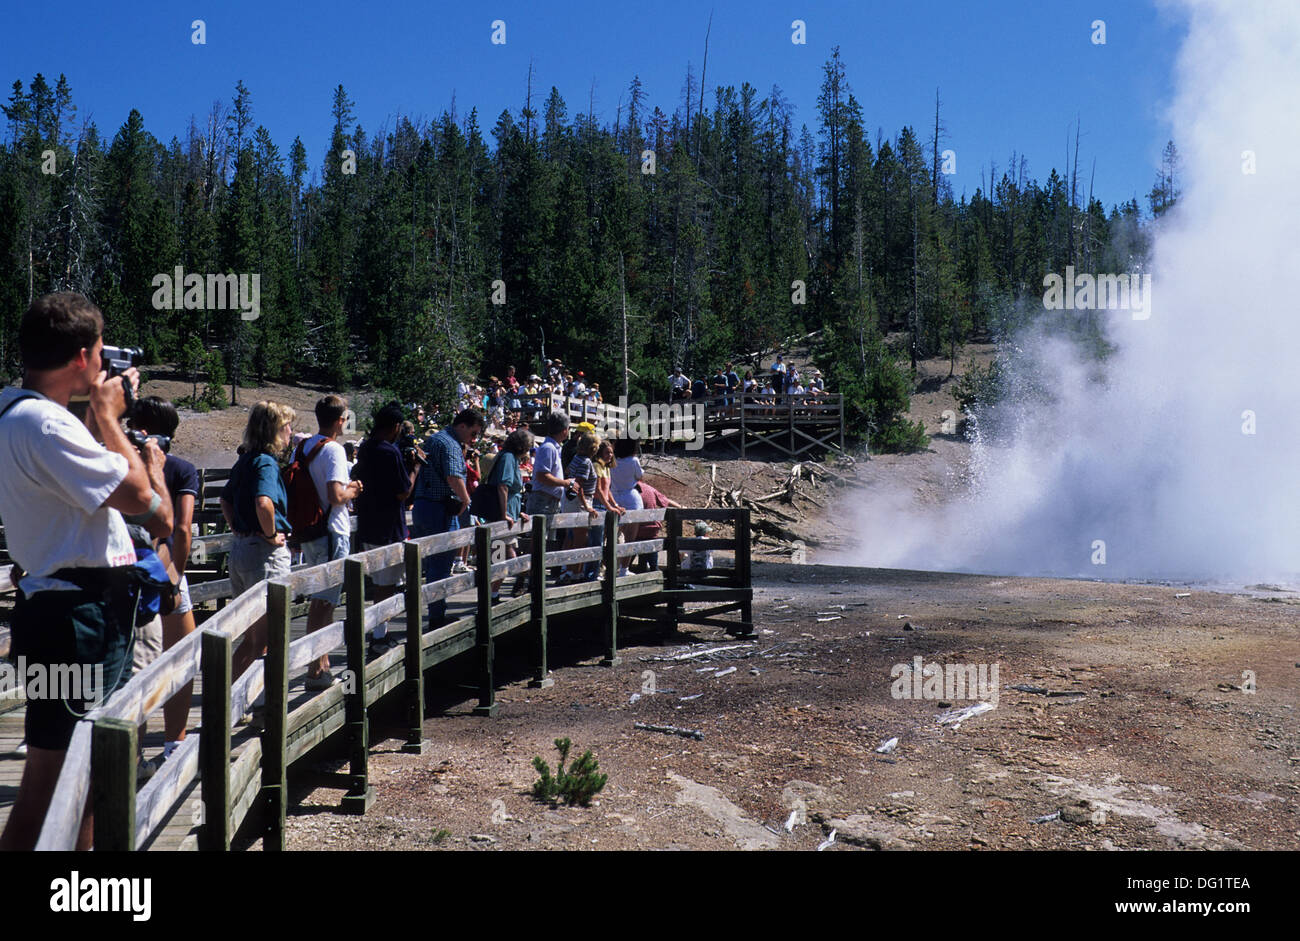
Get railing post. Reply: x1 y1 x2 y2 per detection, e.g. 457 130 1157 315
472 526 497 716
788 395 795 457
735 508 754 636
91 717 136 851
262 580 291 850
740 394 747 460
664 508 681 635
601 512 621 666
402 542 426 753
199 629 232 851
341 558 373 813
528 515 553 688
837 395 847 454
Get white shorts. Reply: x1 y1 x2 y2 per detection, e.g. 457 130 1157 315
300 532 350 605
172 574 193 616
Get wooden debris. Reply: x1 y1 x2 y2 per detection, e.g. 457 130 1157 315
634 722 703 741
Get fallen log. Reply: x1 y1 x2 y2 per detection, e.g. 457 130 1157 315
750 517 822 546
634 722 703 741
743 498 799 524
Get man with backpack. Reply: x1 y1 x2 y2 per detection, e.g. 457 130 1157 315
287 395 362 688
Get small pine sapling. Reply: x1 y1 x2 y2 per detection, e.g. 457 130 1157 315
531 737 608 806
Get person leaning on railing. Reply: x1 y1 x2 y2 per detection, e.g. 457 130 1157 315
221 400 295 680
410 408 483 627
560 433 602 583
630 481 681 573
352 404 423 650
297 395 362 690
610 438 644 577
519 411 576 594
589 439 626 580
484 428 533 602
0 291 173 851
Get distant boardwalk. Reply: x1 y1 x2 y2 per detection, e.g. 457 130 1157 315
1 506 752 851
536 393 844 459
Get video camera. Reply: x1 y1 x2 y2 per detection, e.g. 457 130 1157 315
101 345 143 377
101 345 144 412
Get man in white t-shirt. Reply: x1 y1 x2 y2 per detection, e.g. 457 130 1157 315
0 292 173 851
296 394 362 689
670 367 691 400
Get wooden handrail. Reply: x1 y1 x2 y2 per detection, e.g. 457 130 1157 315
25 505 754 851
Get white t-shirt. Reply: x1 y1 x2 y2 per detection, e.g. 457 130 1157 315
300 433 351 542
0 388 136 592
609 455 643 493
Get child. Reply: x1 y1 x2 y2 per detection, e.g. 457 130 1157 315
688 520 714 570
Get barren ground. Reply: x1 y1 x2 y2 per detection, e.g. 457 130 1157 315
273 562 1300 852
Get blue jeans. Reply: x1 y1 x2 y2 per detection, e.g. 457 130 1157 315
411 498 460 624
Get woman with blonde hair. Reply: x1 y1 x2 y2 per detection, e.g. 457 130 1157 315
221 400 296 680
588 438 625 580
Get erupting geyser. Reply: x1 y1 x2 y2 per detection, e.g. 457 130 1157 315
848 0 1300 584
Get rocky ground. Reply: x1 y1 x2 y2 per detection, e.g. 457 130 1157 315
271 562 1300 851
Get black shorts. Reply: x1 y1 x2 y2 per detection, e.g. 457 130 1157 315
8 586 134 750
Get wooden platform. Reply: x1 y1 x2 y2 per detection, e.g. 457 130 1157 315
535 392 845 459
0 591 480 850
3 507 753 851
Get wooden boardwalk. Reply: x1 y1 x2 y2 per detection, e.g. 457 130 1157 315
2 507 752 851
539 392 845 460
0 590 485 850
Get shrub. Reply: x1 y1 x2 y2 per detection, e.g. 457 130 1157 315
951 358 1004 413
531 737 607 807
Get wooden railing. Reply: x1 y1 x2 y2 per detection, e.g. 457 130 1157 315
525 392 843 458
23 506 752 851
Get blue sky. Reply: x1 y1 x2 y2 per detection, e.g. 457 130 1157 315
0 0 1185 209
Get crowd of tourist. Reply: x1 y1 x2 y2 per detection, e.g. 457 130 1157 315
670 355 827 403
453 359 605 437
447 352 832 440
226 395 711 674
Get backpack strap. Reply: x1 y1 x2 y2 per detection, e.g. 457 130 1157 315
299 437 328 467
0 390 42 421
294 437 331 512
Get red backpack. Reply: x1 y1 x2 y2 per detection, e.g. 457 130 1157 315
284 437 329 548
